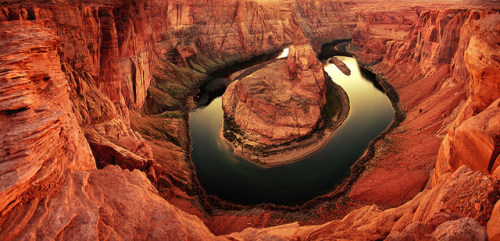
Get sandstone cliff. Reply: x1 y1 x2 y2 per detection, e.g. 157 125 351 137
0 0 499 240
435 13 500 181
222 43 327 148
348 9 498 207
0 21 95 220
0 19 218 241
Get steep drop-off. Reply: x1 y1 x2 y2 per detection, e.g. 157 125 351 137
0 0 499 240
348 9 499 207
0 21 214 240
221 43 330 165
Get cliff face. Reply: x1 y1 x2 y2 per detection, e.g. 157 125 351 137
348 9 497 207
0 20 218 241
0 21 95 218
295 0 357 48
351 10 418 63
0 0 499 240
434 13 500 182
222 43 327 148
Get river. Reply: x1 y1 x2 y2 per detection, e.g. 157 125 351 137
190 55 394 205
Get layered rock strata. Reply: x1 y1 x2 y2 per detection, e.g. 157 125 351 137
0 0 499 240
348 9 499 208
0 19 216 241
222 43 329 165
435 13 500 180
0 21 95 217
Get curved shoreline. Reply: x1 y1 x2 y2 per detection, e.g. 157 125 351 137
221 78 350 168
188 40 405 212
194 63 405 212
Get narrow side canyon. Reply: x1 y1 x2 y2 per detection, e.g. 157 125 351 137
0 0 499 240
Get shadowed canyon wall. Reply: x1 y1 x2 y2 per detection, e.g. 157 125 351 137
0 0 499 240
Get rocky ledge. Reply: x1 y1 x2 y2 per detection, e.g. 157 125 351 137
221 43 348 166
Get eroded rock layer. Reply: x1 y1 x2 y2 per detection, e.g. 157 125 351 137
0 0 499 240
0 21 95 218
348 9 500 208
435 13 500 180
222 43 327 148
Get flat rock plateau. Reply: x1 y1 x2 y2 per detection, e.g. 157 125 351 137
0 0 499 240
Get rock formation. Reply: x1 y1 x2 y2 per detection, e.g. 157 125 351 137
328 56 351 75
0 21 95 218
222 43 326 147
0 19 216 241
0 0 499 240
348 9 499 207
435 13 500 180
220 41 340 166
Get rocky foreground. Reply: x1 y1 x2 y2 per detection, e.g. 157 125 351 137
0 0 499 240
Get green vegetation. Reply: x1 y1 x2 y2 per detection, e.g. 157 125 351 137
130 112 186 148
143 52 245 116
188 52 243 74
157 110 184 119
154 62 204 102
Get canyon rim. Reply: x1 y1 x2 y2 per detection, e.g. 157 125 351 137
0 0 499 240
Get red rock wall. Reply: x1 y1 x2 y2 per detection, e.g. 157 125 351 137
295 0 357 49
0 20 95 231
348 9 498 207
0 19 217 241
434 13 500 182
1 1 498 240
351 10 418 63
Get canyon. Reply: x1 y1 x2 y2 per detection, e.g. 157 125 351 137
0 0 499 240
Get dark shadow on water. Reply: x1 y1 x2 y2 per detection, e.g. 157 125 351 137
190 51 395 205
359 67 386 93
194 49 285 108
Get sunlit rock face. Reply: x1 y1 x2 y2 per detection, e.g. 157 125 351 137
348 9 500 209
0 21 217 241
435 13 500 182
0 0 499 240
0 21 95 216
222 43 327 146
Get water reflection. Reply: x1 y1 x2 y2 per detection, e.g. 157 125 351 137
277 48 289 59
325 57 393 128
190 56 394 205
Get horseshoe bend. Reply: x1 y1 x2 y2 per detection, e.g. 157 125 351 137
0 0 499 240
